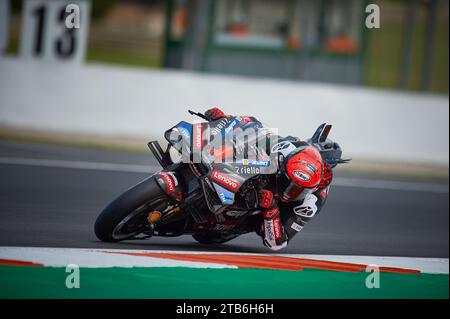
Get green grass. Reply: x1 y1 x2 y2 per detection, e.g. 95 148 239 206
366 20 405 90
365 8 449 94
86 48 161 69
430 19 450 93
0 266 448 299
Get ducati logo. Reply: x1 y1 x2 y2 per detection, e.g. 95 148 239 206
293 170 311 182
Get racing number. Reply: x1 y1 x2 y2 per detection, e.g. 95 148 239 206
21 0 90 63
32 5 45 55
56 8 76 58
32 5 76 58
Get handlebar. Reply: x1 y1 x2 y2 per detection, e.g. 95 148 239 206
188 110 209 121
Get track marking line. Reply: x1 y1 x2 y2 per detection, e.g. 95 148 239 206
333 177 449 193
0 258 43 267
102 251 420 274
0 247 448 274
0 157 448 193
0 247 236 269
0 157 159 173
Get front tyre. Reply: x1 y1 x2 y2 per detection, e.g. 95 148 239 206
94 176 168 242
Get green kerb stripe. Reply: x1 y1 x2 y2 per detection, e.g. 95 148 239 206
0 266 448 299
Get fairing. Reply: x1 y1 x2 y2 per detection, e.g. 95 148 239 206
165 117 279 206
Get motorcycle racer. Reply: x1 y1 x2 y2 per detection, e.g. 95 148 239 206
204 107 337 251
95 106 349 250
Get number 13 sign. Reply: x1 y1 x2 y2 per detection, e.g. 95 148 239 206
20 0 91 63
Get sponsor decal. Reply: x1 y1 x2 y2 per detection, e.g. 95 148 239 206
213 183 235 205
271 141 296 157
306 163 318 174
177 123 192 146
291 222 303 232
211 118 231 136
211 170 240 192
273 218 282 239
224 118 240 135
265 220 275 241
238 159 270 167
147 211 162 223
179 127 190 140
192 123 204 151
235 166 260 175
167 172 179 186
157 172 176 196
293 170 311 182
293 194 318 218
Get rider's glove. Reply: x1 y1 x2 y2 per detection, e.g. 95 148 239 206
204 107 226 121
258 189 277 209
317 162 333 189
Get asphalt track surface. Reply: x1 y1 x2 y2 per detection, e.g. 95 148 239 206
0 140 448 258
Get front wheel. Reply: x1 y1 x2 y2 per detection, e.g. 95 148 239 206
94 176 168 242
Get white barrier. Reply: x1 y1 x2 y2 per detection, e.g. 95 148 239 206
0 58 448 165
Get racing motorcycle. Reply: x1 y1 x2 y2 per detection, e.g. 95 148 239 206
94 110 337 244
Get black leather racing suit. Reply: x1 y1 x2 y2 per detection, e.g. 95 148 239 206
204 108 333 250
256 135 333 250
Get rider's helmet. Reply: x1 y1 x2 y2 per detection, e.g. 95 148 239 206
278 146 324 201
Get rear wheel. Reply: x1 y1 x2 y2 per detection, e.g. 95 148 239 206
94 176 168 242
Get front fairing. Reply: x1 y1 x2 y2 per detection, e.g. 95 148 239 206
165 116 280 207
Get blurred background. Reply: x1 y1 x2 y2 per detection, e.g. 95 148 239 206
0 0 448 171
3 0 448 92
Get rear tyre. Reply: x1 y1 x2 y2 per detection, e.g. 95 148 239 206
94 176 168 242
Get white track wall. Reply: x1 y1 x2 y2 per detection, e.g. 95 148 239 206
0 58 448 165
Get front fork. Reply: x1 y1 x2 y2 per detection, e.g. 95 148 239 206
154 171 184 203
148 171 186 226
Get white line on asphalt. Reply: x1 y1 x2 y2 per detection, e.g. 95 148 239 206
333 177 449 194
0 157 448 193
0 157 159 173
